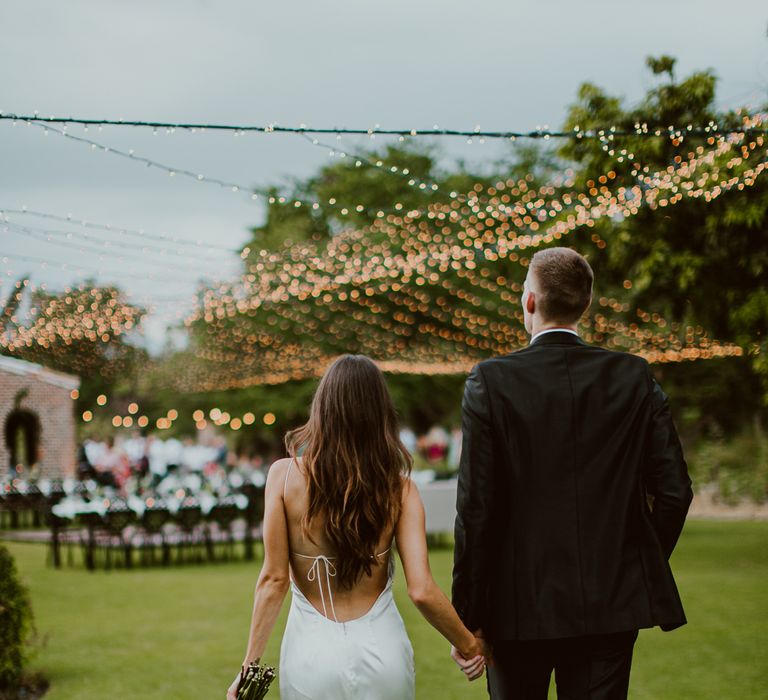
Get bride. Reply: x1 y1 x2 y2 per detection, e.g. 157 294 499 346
227 354 487 699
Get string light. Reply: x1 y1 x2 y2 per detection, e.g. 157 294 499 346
2 221 219 277
1 206 238 254
73 398 276 434
1 283 144 377
5 113 763 390
16 114 764 223
194 131 764 317
2 112 764 139
18 119 439 217
297 132 442 193
1 217 236 267
0 246 217 286
174 125 765 390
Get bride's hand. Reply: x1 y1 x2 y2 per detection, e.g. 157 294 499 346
226 670 241 700
450 642 486 681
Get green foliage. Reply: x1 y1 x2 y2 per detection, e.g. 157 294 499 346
559 55 768 401
248 186 330 250
653 358 763 438
646 55 676 79
386 373 464 432
0 546 35 692
688 419 768 503
559 57 721 181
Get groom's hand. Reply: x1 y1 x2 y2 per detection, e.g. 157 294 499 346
474 628 493 667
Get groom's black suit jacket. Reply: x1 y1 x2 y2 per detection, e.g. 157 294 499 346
452 331 693 641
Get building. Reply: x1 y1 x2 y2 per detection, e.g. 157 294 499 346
0 355 80 480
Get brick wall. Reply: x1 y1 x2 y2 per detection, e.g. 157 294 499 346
0 369 79 480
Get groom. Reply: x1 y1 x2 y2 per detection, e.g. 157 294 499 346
451 247 693 699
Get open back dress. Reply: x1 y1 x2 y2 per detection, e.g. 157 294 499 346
278 459 415 700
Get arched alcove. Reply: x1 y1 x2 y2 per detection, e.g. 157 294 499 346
4 409 41 473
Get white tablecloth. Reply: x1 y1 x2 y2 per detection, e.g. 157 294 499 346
415 479 457 534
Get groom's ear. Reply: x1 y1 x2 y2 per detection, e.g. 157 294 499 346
526 291 536 315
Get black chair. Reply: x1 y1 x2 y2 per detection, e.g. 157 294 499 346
140 500 171 566
175 496 203 564
78 511 103 571
24 482 46 528
240 484 266 561
46 510 73 568
47 480 66 506
3 483 27 529
73 481 90 497
208 496 240 562
103 499 136 570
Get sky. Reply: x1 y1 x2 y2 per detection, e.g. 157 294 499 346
1 0 766 353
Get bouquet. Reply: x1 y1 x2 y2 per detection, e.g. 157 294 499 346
235 659 276 700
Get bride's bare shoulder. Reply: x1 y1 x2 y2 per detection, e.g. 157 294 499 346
266 456 307 490
265 457 292 486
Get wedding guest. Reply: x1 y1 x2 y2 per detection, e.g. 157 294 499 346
425 425 450 462
163 436 183 474
146 435 168 483
83 437 106 473
94 436 121 488
76 441 96 480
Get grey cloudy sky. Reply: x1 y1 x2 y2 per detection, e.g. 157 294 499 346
1 0 766 352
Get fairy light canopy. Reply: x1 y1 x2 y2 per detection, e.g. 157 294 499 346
2 110 764 392
178 115 763 391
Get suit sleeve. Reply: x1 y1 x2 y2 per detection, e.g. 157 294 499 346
452 363 496 632
642 365 693 559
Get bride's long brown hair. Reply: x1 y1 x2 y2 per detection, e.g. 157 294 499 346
285 354 412 589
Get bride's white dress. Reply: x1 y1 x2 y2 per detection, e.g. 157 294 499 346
278 470 415 699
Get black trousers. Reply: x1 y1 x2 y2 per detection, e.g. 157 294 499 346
487 630 639 700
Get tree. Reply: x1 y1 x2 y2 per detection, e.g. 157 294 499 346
0 546 36 695
559 56 768 411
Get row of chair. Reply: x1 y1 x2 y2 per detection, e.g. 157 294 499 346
1 480 266 571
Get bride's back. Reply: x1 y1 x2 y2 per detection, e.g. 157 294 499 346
278 355 411 624
282 456 396 622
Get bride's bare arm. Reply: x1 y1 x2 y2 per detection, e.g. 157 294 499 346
395 478 482 661
240 459 291 666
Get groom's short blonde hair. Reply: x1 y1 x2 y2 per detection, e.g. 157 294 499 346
530 247 593 324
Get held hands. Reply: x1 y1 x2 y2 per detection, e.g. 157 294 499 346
450 630 491 681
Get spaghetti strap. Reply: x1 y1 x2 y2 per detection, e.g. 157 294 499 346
283 457 294 500
293 553 339 622
291 546 392 624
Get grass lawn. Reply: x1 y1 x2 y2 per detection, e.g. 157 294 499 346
3 519 766 699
